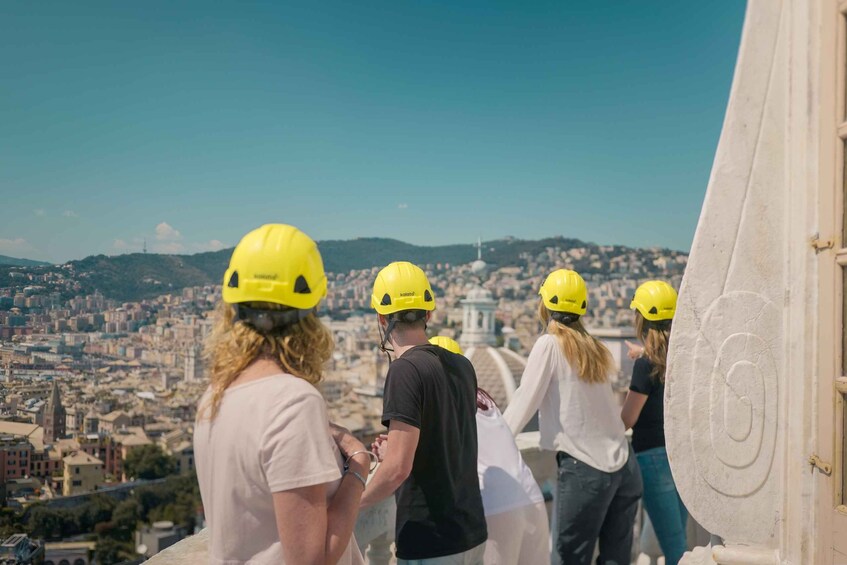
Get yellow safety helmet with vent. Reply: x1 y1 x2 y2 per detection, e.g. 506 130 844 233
222 224 327 311
630 281 677 321
539 269 588 316
429 336 464 355
371 261 436 316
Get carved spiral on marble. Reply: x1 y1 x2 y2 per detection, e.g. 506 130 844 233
688 291 779 497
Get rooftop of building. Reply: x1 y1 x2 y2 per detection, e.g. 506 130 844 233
62 450 102 466
99 410 130 423
0 421 44 451
111 426 151 447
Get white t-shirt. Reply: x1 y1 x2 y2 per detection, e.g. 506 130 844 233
476 404 544 516
193 373 364 565
503 334 629 473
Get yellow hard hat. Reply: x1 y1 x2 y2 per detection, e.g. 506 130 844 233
539 269 588 316
630 281 677 321
222 224 327 310
429 336 464 355
371 261 436 316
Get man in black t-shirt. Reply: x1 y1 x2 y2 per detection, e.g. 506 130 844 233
360 261 487 564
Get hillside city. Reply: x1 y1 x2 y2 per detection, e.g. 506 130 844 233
0 239 686 563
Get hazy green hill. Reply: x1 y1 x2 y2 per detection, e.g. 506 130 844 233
178 236 592 278
70 254 214 301
0 254 51 267
0 236 685 302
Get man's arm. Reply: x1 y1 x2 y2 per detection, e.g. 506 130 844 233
359 420 419 509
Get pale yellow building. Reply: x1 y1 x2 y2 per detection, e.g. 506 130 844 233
97 410 130 434
169 441 194 476
62 451 103 496
112 426 152 481
159 429 194 475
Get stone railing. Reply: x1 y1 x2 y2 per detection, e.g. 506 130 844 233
147 432 550 564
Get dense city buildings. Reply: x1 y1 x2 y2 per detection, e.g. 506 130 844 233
0 239 684 561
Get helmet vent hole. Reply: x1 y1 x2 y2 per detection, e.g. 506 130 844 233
227 271 239 288
380 293 392 306
581 301 587 309
649 306 658 315
549 296 559 304
424 290 433 302
294 275 311 294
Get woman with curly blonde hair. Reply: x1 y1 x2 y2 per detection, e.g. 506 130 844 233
194 224 369 565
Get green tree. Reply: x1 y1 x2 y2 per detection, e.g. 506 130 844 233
74 494 116 532
0 508 23 539
122 444 177 480
95 537 134 565
108 499 141 542
26 505 66 540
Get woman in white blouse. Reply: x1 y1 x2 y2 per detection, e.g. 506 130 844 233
194 224 371 565
503 269 642 565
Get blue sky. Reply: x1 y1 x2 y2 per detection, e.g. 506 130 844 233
0 2 746 263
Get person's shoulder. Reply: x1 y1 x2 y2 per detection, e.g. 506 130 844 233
386 355 421 378
532 333 558 353
450 349 474 369
452 352 478 381
198 386 212 404
633 356 654 373
257 373 323 405
630 357 656 392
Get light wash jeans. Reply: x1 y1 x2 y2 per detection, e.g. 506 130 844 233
635 446 687 565
397 543 485 565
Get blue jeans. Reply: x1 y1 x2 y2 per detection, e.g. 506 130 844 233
636 447 687 565
556 446 643 565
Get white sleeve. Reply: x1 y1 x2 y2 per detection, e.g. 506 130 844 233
260 390 341 493
503 336 556 436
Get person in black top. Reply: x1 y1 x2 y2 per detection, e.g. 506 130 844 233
621 281 688 565
360 261 487 564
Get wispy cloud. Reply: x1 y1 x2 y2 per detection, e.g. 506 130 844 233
397 203 409 209
33 209 45 217
193 239 227 252
62 210 78 218
155 222 182 241
114 227 224 256
154 241 185 254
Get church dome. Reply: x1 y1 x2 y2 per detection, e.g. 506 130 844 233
470 259 488 275
464 345 527 409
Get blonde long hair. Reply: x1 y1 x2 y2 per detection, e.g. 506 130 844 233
201 301 333 420
634 312 670 383
538 301 613 384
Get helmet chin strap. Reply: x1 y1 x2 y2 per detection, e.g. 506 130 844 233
378 317 396 364
378 310 427 365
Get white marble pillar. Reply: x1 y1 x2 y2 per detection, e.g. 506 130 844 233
668 0 823 563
